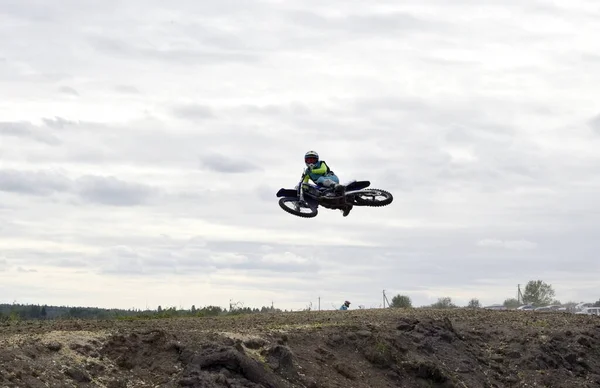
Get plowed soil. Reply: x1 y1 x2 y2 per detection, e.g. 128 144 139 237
1 308 599 387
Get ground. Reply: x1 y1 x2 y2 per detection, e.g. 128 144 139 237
1 308 599 388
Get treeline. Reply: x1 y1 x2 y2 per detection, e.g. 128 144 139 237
388 280 600 309
4 279 598 322
0 303 284 322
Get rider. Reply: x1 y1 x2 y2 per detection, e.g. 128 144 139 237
339 300 351 310
302 150 353 217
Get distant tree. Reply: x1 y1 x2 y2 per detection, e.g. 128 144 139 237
391 294 412 308
431 297 456 309
260 305 282 313
467 298 481 308
503 298 520 309
551 300 562 306
593 299 600 307
26 305 42 319
202 305 223 316
522 280 556 306
9 311 20 322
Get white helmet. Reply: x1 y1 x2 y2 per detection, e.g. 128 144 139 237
304 150 319 169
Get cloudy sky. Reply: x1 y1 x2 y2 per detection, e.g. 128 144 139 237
1 0 599 311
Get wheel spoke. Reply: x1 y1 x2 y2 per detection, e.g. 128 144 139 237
278 197 318 218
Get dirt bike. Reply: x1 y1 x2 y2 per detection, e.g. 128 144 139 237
276 175 393 218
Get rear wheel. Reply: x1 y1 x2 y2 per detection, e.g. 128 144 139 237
353 189 393 207
278 197 318 218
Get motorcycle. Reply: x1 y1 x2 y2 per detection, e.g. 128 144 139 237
276 173 393 218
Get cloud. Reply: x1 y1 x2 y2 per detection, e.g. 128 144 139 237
41 116 78 129
0 169 70 196
74 176 158 206
588 114 600 134
0 121 61 145
17 267 38 273
284 10 447 39
1 0 599 310
0 168 159 206
59 86 79 96
476 239 538 251
199 153 262 173
87 36 261 65
114 85 141 94
171 104 216 120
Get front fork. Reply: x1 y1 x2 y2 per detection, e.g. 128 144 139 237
296 182 307 210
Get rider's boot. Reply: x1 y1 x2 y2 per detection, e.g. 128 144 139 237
322 179 345 195
341 204 353 217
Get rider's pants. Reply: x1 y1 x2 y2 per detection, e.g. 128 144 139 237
315 174 340 187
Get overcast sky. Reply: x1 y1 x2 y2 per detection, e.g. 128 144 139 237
1 0 599 311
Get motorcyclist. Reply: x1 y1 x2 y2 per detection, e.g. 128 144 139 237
339 300 351 310
301 150 353 217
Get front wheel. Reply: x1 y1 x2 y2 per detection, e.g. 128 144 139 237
278 197 318 218
353 189 393 207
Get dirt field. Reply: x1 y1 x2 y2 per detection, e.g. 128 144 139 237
0 308 599 388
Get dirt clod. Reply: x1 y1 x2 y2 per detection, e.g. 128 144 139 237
356 329 372 337
266 344 296 375
64 366 92 383
244 337 267 349
45 341 62 351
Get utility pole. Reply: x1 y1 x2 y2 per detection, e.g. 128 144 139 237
382 290 391 308
318 297 321 311
517 284 523 304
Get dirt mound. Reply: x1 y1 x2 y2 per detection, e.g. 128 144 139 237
98 329 298 387
1 309 599 387
0 328 297 387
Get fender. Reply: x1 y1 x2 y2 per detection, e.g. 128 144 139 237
345 180 370 192
276 188 298 198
